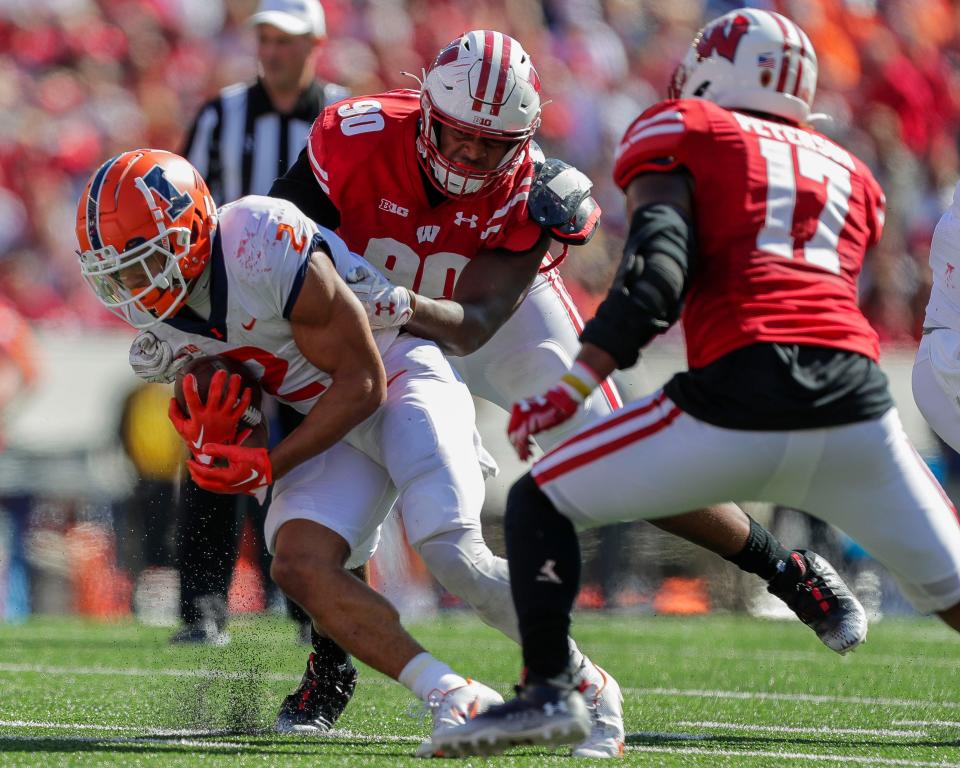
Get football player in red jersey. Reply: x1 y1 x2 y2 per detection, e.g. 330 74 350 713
432 9 960 756
271 27 868 755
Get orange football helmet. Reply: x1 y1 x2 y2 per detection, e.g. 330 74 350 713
76 149 217 327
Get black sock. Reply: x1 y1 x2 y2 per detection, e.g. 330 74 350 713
505 473 580 680
310 627 350 668
724 516 793 582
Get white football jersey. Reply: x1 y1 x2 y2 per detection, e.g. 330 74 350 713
139 195 399 413
923 182 960 332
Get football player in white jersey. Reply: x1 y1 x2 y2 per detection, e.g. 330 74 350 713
75 148 505 752
76 148 626 755
914 182 960 453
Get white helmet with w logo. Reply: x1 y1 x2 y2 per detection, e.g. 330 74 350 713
418 30 542 197
669 8 817 124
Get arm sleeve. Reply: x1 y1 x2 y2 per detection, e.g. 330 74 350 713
580 203 693 369
269 148 342 230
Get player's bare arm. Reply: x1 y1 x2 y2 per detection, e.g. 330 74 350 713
404 230 550 356
508 168 695 459
269 250 387 480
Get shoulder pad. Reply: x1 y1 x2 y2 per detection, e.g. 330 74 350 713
528 158 600 245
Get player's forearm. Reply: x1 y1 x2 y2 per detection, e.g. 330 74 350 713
269 373 385 480
575 344 618 383
404 297 504 357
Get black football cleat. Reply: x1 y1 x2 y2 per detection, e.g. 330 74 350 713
425 680 590 758
767 549 868 654
274 652 358 733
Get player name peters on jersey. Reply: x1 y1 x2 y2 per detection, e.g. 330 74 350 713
614 98 885 369
138 195 399 412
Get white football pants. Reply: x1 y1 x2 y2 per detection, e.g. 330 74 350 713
533 389 960 614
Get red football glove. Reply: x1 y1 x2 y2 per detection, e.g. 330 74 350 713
187 443 272 503
508 386 581 461
168 370 253 456
507 362 602 461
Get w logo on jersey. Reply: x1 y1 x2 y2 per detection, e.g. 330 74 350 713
417 225 441 243
142 165 192 220
695 13 749 63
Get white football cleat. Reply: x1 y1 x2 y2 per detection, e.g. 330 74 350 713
415 679 504 758
572 662 625 758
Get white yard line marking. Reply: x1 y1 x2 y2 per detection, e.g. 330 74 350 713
433 637 959 667
0 734 251 749
0 723 950 764
626 745 960 767
1 662 957 711
630 687 960 710
0 662 297 683
0 720 223 734
1 732 951 766
678 720 927 737
894 720 960 728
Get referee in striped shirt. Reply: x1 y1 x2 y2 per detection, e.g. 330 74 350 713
174 0 347 669
182 0 347 203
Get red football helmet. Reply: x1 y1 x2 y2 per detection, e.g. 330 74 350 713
418 30 542 198
75 150 216 327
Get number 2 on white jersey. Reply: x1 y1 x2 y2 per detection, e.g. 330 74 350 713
756 137 852 274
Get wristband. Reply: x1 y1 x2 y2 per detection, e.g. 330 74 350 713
560 360 602 401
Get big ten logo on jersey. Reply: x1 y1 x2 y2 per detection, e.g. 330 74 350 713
363 238 470 299
735 112 857 274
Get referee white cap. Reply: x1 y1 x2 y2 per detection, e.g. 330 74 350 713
249 0 326 38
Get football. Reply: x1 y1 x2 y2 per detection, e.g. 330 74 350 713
173 355 269 448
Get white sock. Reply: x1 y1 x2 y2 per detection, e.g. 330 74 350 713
399 652 467 701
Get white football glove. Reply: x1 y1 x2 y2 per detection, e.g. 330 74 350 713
344 264 415 330
128 331 195 384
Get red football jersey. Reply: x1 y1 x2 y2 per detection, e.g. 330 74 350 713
306 90 544 299
613 99 885 368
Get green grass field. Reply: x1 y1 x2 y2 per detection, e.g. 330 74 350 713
0 612 958 766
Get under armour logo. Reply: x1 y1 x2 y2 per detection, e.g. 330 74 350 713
454 211 478 228
536 559 562 584
417 225 441 243
375 302 395 316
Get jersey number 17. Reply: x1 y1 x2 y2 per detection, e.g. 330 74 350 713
756 138 852 275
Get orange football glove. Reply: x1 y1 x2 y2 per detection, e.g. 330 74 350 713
187 443 272 503
168 370 252 456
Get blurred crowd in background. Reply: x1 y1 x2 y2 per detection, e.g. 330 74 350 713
1 0 959 339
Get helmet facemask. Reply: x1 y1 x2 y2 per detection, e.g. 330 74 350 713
417 30 542 198
79 227 192 328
